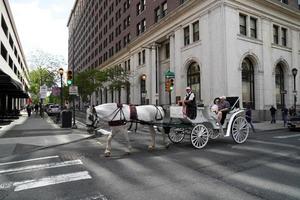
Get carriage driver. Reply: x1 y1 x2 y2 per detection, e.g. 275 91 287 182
182 87 197 119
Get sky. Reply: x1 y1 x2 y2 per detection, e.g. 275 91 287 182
9 0 74 67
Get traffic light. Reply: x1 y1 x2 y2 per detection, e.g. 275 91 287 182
169 78 174 91
165 79 170 92
67 70 73 86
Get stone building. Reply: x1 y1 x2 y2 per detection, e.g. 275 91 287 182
68 0 300 120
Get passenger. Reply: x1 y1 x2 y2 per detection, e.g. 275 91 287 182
182 87 197 119
217 96 230 125
211 97 220 114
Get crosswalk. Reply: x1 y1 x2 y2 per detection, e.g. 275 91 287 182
0 155 107 199
273 133 300 139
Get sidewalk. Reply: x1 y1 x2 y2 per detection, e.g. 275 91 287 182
253 120 288 132
0 111 93 158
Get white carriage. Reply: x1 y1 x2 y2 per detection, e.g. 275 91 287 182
163 97 249 149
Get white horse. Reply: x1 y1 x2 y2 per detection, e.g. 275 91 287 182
94 103 169 157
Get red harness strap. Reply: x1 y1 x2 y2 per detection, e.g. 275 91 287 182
130 105 137 120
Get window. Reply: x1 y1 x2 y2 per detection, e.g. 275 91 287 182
180 0 187 4
192 21 199 42
250 17 257 38
187 62 201 104
137 22 141 36
275 63 285 108
138 52 141 65
279 0 288 4
184 26 190 46
1 43 8 61
142 50 145 64
137 2 141 15
161 2 167 17
239 14 247 36
273 25 279 44
165 43 170 59
281 27 287 46
155 7 160 22
1 15 8 36
241 58 255 108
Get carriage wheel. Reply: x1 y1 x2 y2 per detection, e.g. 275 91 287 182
208 128 219 139
231 116 249 144
168 128 185 143
190 124 209 149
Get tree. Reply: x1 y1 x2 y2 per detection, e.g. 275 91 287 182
75 69 107 102
28 50 66 104
29 67 56 104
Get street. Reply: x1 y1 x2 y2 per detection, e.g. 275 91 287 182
0 126 299 200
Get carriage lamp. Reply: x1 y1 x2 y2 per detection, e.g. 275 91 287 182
292 68 298 114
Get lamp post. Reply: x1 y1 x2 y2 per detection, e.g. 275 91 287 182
59 68 64 109
292 68 298 115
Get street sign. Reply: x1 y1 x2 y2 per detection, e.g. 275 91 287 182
69 85 78 95
40 85 47 99
293 90 297 95
164 70 175 79
280 90 287 94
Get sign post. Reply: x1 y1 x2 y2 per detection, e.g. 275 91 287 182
40 85 47 99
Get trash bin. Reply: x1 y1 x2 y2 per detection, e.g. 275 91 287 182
61 110 72 128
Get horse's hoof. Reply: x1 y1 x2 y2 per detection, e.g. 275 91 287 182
104 151 111 157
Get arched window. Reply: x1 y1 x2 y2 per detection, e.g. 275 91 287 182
140 74 146 105
187 62 201 104
275 63 285 108
242 57 255 108
126 82 130 104
104 88 107 103
99 89 103 104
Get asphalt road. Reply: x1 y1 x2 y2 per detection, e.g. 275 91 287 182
0 127 299 200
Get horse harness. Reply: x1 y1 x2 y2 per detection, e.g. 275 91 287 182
108 103 163 127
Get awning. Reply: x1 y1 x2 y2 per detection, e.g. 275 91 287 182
0 70 29 98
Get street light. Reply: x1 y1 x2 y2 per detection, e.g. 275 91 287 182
59 68 64 110
292 68 298 115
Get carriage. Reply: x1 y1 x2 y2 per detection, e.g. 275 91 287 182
160 97 249 149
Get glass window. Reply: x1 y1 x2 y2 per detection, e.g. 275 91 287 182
184 26 190 46
192 21 199 42
239 14 247 36
250 17 257 38
281 27 287 46
273 25 279 44
241 58 255 108
155 7 160 22
165 43 170 59
275 63 285 108
187 62 201 104
161 2 167 17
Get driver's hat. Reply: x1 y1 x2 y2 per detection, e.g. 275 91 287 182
186 86 191 90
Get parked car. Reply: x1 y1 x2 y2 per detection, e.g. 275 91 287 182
47 105 61 116
287 113 300 131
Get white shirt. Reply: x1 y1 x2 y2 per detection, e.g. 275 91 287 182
185 92 195 101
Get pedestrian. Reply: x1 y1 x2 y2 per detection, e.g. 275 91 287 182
34 104 39 114
26 104 32 117
288 106 296 117
269 105 277 124
281 105 288 127
245 103 255 132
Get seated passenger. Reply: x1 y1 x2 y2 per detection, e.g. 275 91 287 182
211 97 220 114
217 96 230 125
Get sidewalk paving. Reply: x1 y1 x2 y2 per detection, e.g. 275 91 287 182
0 111 92 158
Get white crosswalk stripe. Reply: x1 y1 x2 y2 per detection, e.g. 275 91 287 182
0 155 98 196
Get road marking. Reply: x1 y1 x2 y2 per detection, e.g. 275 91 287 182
273 134 300 139
0 155 59 166
0 171 92 191
0 159 83 175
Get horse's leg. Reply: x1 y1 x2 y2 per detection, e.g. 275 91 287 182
148 125 156 151
161 127 170 149
104 127 116 157
122 127 132 154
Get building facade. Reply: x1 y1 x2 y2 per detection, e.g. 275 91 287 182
0 0 29 114
68 0 300 120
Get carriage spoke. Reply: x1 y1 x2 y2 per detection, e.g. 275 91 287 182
191 124 209 149
231 116 249 144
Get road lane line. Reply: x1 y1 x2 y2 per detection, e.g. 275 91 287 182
273 134 300 139
0 171 92 191
0 159 83 174
0 155 59 166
